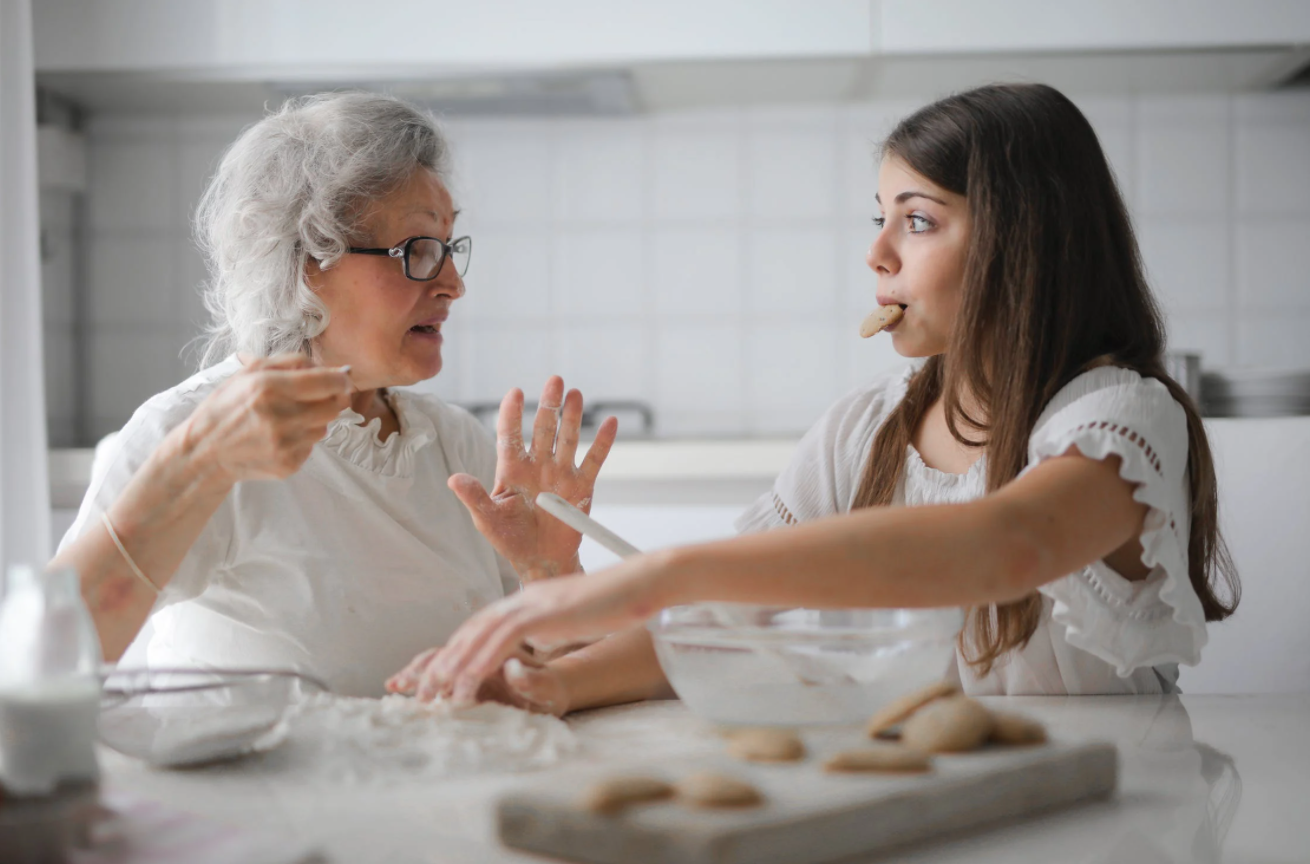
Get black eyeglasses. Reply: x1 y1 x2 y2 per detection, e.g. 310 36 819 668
347 236 472 281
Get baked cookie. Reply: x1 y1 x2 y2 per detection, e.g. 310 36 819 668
859 304 905 338
580 775 674 815
865 680 959 739
900 696 995 753
988 711 1047 746
676 772 764 808
726 727 806 762
823 745 932 774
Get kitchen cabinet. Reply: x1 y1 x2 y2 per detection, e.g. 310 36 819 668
32 1 1310 82
878 0 1310 54
32 0 874 73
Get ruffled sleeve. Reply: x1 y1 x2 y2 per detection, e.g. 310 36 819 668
1024 366 1207 675
736 365 917 534
57 359 242 605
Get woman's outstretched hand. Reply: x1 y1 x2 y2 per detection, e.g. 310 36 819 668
387 644 572 716
390 553 675 706
448 376 617 582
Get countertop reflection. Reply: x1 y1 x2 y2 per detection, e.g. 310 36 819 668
884 694 1286 864
98 694 1307 863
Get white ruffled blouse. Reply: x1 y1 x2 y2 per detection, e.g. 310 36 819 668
736 363 1206 695
58 357 518 697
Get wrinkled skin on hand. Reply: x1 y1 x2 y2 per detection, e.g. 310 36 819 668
447 375 617 583
183 353 353 483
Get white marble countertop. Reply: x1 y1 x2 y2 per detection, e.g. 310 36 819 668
98 693 1306 864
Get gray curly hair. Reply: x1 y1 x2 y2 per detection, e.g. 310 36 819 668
194 91 450 368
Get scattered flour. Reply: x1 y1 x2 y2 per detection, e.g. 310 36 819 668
271 693 577 783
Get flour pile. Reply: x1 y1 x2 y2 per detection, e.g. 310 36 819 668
274 693 576 782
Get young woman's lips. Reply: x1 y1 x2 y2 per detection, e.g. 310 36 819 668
877 302 907 332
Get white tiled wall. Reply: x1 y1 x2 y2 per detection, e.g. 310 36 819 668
55 90 1310 441
40 190 78 446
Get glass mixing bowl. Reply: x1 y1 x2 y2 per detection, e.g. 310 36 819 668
648 605 963 726
98 667 327 767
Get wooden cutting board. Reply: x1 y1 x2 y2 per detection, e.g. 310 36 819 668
497 740 1116 864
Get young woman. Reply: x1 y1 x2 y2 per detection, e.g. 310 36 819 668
389 83 1240 710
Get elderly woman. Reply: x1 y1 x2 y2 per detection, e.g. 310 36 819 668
51 92 615 697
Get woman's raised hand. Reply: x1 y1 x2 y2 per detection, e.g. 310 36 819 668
448 376 618 582
181 353 352 484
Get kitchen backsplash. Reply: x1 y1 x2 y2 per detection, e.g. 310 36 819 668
39 91 1310 444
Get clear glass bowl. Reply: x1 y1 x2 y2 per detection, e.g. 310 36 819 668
98 668 327 767
648 605 963 726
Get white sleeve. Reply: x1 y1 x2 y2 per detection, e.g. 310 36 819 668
1025 367 1207 675
736 367 912 535
57 394 233 605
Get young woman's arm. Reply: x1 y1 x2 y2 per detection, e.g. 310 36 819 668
414 448 1147 702
550 627 675 712
673 448 1149 611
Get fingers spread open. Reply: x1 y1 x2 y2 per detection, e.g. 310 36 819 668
530 376 565 459
555 389 584 466
496 388 527 460
579 415 619 485
448 473 496 522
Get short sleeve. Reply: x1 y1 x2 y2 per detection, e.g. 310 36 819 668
57 367 238 605
1025 366 1207 675
736 365 916 535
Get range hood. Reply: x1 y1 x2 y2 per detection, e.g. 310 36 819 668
35 45 1310 117
31 0 1310 115
269 70 638 117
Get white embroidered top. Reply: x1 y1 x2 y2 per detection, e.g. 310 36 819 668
736 363 1208 695
58 357 518 697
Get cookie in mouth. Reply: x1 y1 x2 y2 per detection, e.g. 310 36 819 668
859 304 905 338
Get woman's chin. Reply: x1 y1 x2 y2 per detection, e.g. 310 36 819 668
890 332 920 358
889 330 945 360
389 353 443 388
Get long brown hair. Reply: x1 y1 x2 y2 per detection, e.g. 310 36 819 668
852 84 1239 675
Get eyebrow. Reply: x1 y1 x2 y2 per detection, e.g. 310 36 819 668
874 191 949 206
404 208 459 229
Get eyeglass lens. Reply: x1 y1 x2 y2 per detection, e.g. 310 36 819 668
406 237 472 280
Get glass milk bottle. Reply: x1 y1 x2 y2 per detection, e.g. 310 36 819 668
0 565 102 795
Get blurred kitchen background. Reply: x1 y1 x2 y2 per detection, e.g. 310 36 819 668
32 0 1310 447
24 1 1310 692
